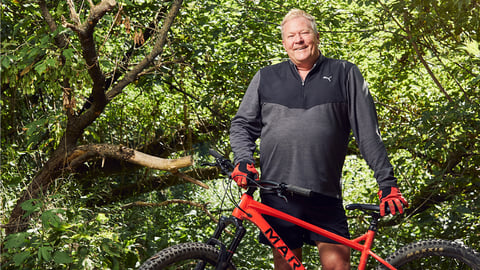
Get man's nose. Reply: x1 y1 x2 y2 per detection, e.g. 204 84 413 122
293 33 304 43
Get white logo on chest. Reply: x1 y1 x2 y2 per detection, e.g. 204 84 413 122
323 75 332 82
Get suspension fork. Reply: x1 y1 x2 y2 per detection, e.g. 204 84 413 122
205 216 247 269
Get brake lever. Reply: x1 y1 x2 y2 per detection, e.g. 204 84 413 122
276 190 288 203
277 183 289 203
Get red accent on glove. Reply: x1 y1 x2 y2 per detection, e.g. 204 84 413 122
231 161 259 188
378 187 409 217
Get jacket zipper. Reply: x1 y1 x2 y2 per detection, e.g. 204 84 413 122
293 62 317 107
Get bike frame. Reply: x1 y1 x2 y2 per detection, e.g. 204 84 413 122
229 192 396 270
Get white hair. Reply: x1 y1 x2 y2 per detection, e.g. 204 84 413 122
281 9 318 38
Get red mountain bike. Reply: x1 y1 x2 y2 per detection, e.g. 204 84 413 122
138 149 480 269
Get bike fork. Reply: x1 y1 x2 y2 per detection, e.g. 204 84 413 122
201 216 247 270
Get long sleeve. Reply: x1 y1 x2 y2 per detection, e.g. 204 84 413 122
346 65 398 189
230 71 263 164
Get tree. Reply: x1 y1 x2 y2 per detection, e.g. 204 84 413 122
2 0 189 234
374 0 479 220
1 0 479 268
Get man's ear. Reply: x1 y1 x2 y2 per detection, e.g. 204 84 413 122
282 39 287 50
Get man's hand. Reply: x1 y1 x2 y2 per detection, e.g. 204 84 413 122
231 161 259 188
378 187 408 216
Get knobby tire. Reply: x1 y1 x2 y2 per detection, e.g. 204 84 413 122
379 239 480 270
138 242 236 270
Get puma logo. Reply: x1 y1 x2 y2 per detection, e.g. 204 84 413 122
323 75 332 82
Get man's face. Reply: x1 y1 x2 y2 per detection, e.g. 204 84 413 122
282 16 320 68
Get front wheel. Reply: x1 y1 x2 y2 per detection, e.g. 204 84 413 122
138 242 236 270
379 239 480 269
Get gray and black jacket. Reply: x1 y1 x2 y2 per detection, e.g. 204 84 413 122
230 54 397 199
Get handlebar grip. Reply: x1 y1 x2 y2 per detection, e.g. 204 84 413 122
208 149 235 174
346 203 405 216
285 184 313 197
345 203 380 212
209 149 224 159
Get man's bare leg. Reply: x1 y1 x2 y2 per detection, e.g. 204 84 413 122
316 242 350 270
272 247 302 270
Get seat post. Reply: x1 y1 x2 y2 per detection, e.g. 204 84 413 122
368 212 381 232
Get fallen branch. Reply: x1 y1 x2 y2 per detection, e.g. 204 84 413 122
69 143 193 172
174 172 209 189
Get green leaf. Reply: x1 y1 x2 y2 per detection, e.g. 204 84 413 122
34 61 47 74
101 241 121 258
41 209 63 229
45 57 57 67
53 251 74 264
13 251 31 266
460 40 480 57
5 232 28 249
62 48 75 59
39 245 53 262
1 55 11 68
96 213 109 224
470 75 480 85
20 199 42 217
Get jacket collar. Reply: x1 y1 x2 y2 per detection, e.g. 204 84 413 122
288 51 325 73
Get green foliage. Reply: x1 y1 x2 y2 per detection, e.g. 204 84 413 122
1 0 479 268
2 193 145 269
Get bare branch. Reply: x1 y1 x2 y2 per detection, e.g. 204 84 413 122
87 0 95 9
66 0 118 114
69 143 193 172
61 16 80 32
88 0 116 33
174 172 209 189
66 0 81 26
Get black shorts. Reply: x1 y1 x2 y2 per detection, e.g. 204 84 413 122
258 192 350 250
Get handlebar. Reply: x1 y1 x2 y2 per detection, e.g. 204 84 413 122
207 149 313 198
208 149 235 176
208 149 225 159
207 149 397 216
282 183 313 197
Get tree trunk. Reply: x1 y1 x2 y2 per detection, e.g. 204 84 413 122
5 0 184 235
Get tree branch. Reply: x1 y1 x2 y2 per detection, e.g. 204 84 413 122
106 0 184 101
5 0 184 236
38 0 67 48
66 0 81 26
69 143 193 172
64 0 117 112
377 0 454 103
174 172 209 189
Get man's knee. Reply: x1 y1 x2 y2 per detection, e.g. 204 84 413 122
317 242 350 270
272 247 302 270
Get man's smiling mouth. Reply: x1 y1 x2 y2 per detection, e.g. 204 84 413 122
295 47 307 51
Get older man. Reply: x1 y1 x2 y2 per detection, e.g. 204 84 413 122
230 9 408 270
